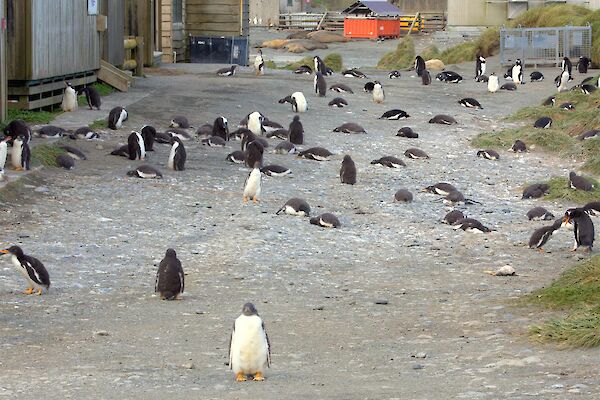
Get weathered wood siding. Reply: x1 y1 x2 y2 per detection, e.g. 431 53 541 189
7 0 100 81
186 0 249 37
100 0 125 66
250 0 278 27
162 0 187 63
392 0 447 14
125 0 154 66
0 0 6 120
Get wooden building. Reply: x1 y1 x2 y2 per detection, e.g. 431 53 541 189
0 0 6 121
161 0 186 63
186 0 249 37
391 0 446 13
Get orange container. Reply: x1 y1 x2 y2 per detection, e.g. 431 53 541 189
344 17 400 39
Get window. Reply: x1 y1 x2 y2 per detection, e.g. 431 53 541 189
173 0 183 23
287 0 293 6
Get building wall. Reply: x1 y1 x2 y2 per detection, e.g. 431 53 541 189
161 0 186 63
447 0 507 26
186 0 249 36
250 0 279 26
280 0 302 14
392 0 447 14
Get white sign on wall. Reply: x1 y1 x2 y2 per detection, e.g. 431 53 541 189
88 0 98 15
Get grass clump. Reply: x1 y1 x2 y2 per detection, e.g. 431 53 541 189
78 83 116 106
0 109 61 131
544 176 600 203
376 36 415 70
31 144 66 167
89 119 108 130
283 56 313 71
420 45 440 61
522 256 600 348
264 60 278 69
323 53 343 72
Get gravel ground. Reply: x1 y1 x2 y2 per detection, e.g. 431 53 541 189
1 45 599 399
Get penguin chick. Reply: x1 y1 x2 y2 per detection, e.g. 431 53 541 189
155 248 184 300
340 155 357 185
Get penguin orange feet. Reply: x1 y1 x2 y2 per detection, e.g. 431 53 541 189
235 372 247 382
537 248 545 253
252 197 259 204
23 287 34 295
36 289 43 295
253 372 265 381
243 196 248 204
12 166 24 172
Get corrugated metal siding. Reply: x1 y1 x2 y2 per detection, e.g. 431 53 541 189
186 0 249 36
249 0 278 26
447 0 506 26
7 0 100 81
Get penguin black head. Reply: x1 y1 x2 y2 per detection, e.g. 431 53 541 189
0 245 24 258
293 115 300 122
242 302 258 316
165 248 177 258
564 208 585 221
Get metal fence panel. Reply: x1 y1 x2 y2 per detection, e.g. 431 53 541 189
189 36 249 66
500 26 591 67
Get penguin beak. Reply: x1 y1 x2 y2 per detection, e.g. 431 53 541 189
562 216 571 225
0 249 9 254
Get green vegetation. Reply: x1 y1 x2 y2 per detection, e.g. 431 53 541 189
78 83 116 106
323 53 343 72
31 144 66 167
283 56 314 71
264 60 278 69
522 256 600 348
420 44 440 61
472 88 600 175
544 176 600 203
376 36 415 70
89 119 108 130
0 109 61 131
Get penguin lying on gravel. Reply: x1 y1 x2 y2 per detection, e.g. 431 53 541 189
56 155 75 170
441 191 481 206
379 110 409 120
423 183 457 196
394 189 413 203
273 141 297 155
459 98 483 109
201 136 226 147
522 183 549 199
127 165 163 179
276 198 310 216
527 207 554 221
404 148 429 159
58 145 86 160
370 156 405 168
429 115 457 125
333 122 366 134
396 127 418 138
298 147 333 161
170 116 191 129
329 84 353 94
329 97 348 108
226 151 246 164
443 210 465 225
510 140 527 153
452 218 492 233
261 165 291 177
310 213 341 228
477 150 500 160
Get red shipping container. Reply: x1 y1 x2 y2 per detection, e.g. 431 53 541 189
344 17 400 39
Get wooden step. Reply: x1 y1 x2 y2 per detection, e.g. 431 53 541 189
97 60 133 92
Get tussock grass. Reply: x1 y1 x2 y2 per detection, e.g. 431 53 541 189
89 119 108 130
282 56 313 71
264 60 278 69
376 36 415 70
31 144 66 167
324 53 343 72
545 176 600 203
420 45 440 61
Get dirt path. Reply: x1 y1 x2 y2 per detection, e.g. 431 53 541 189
1 59 599 399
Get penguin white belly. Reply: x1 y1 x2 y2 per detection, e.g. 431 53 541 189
480 62 486 76
248 119 262 136
0 141 7 172
168 142 178 170
61 87 77 112
292 93 307 113
488 76 499 93
10 140 23 169
512 66 521 84
10 255 43 290
136 132 146 160
284 205 306 216
373 87 385 103
254 55 263 71
137 171 156 179
243 170 261 199
116 110 128 129
231 316 269 374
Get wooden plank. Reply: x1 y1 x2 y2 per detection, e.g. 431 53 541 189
97 60 132 92
8 75 95 95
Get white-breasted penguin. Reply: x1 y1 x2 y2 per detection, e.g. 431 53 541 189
168 137 186 171
247 112 265 136
314 72 327 97
530 71 544 82
328 97 348 107
226 150 246 164
527 206 555 221
475 54 486 78
313 56 325 75
217 65 237 76
459 98 483 109
155 248 184 300
370 156 406 168
0 138 8 180
310 213 341 228
405 148 429 159
529 219 562 251
533 117 552 129
297 147 333 161
379 109 409 120
57 145 86 160
561 57 573 81
261 164 291 177
329 84 353 94
127 131 146 161
243 162 262 204
229 303 271 381
78 86 101 110
488 73 499 93
342 68 367 78
11 135 30 171
510 139 527 152
429 115 457 125
254 50 264 76
291 92 307 113
569 171 594 191
583 202 600 217
212 116 229 141
1 245 50 295
276 198 310 216
3 120 31 143
453 218 492 233
477 149 500 160
563 208 594 251
372 81 385 104
61 82 78 112
293 65 312 74
289 116 304 145
127 164 163 179
423 182 457 196
510 59 524 84
389 70 401 79
37 125 66 138
333 122 366 134
108 106 128 130
273 141 297 154
170 116 191 129
340 155 357 185
556 69 570 92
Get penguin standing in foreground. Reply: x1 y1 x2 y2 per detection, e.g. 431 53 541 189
561 57 573 81
108 107 128 130
1 245 50 295
556 69 570 92
414 56 425 77
11 135 30 171
488 73 499 93
313 56 325 75
372 81 385 104
78 86 101 110
511 59 524 84
314 72 327 97
247 112 265 136
155 248 184 300
243 162 262 204
289 116 304 145
340 155 357 185
229 303 271 381
254 49 264 76
563 208 594 252
61 82 77 112
291 92 307 113
475 54 486 78
127 131 146 161
529 219 563 252
168 137 186 171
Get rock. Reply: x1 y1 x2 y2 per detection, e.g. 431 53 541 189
375 299 389 305
412 352 427 359
495 265 516 276
34 186 50 193
412 363 424 370
93 330 110 337
182 363 195 369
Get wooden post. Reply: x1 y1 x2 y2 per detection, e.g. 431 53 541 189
0 0 6 122
135 36 144 76
407 12 420 36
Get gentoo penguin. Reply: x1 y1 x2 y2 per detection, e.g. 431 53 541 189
166 128 192 141
569 171 594 191
226 150 246 164
127 165 163 179
217 65 237 76
243 162 262 204
56 154 75 170
4 120 31 143
475 54 486 78
370 156 405 168
379 109 409 120
477 149 500 160
529 219 563 251
11 136 30 171
196 124 214 139
141 125 156 151
313 56 326 74
155 132 174 144
342 68 367 78
108 106 128 130
37 125 67 138
475 74 489 83
542 96 556 106
500 82 517 91
289 116 304 145
563 208 595 251
201 136 226 147
372 81 385 103
293 65 312 74
577 56 590 74
110 145 130 158
459 98 483 109
396 127 418 138
328 97 348 108
436 71 463 83
127 131 146 160
291 92 307 113
273 141 297 154
245 141 264 168
583 201 600 217
527 206 554 221
452 218 492 233
530 71 544 82
261 165 291 177
577 130 600 140
297 147 333 161
266 129 289 140
340 155 357 185
404 148 429 159
580 84 597 95
0 245 50 295
559 102 575 111
333 122 366 134
0 138 8 180
329 84 353 94
212 117 229 141
442 210 464 225
170 116 191 129
314 72 327 97
488 73 499 93
247 112 265 136
57 145 85 160
428 115 457 125
442 191 481 206
522 183 549 199
254 49 264 76
421 70 432 85
78 86 101 110
389 70 401 79
276 198 310 216
414 56 426 77
61 82 77 112
168 137 186 171
394 189 413 203
533 117 552 129
423 182 457 196
510 139 527 152
155 248 184 300
556 69 570 92
310 213 341 228
229 303 271 381
324 66 334 76
510 59 524 84
363 82 375 92
561 57 573 80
